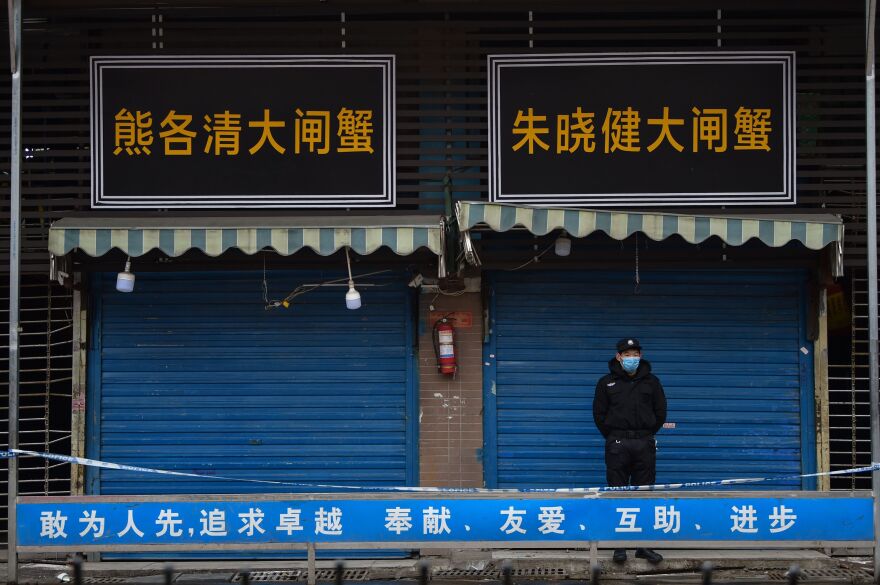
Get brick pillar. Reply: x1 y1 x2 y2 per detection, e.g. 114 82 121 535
418 291 484 487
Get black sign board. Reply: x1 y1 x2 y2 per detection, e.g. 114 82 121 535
91 56 394 208
489 52 795 206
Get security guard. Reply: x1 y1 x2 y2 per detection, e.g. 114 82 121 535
593 338 667 565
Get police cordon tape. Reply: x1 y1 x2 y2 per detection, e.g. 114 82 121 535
2 448 880 493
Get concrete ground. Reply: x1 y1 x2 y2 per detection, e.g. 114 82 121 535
0 550 875 585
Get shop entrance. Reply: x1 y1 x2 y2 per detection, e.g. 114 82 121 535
483 269 815 490
85 270 418 557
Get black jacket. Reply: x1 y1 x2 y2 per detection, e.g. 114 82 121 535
593 358 667 438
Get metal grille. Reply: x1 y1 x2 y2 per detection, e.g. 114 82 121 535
0 276 74 547
768 568 874 581
231 571 302 582
231 570 381 583
433 568 500 578
829 269 871 490
802 568 875 579
305 569 369 582
434 566 570 578
510 567 568 577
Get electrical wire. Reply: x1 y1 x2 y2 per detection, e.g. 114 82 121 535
634 233 641 294
265 269 393 310
505 242 555 271
262 254 271 306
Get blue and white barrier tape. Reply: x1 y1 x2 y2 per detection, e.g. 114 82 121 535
3 448 879 493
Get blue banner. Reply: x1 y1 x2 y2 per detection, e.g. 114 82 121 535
17 496 871 548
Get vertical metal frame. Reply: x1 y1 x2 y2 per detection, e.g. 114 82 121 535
482 275 498 488
405 287 419 487
70 273 88 496
799 276 818 490
865 0 880 580
85 274 104 496
814 287 831 490
7 0 21 580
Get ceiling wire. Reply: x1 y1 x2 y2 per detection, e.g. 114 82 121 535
506 242 555 272
634 233 641 295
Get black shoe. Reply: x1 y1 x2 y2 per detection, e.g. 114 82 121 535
635 548 663 564
612 549 627 563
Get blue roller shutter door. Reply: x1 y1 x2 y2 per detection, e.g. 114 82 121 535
485 270 814 490
88 270 416 498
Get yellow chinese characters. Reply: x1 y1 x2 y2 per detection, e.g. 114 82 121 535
159 111 196 156
734 107 772 151
510 106 772 155
295 109 331 155
337 108 374 153
602 107 641 153
249 109 287 155
646 107 684 153
692 108 728 153
557 107 596 154
203 111 242 156
113 108 153 156
112 107 376 157
512 108 550 154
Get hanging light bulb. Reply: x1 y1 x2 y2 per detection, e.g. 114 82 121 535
116 257 135 293
344 247 362 310
345 282 362 310
555 232 572 257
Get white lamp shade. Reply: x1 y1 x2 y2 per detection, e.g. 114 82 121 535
116 271 135 293
555 236 572 257
345 286 362 310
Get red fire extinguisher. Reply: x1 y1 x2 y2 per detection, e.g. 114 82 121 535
433 316 457 376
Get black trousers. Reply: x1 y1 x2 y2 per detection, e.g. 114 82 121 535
604 436 656 487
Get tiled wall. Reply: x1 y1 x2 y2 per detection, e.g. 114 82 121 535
418 292 484 487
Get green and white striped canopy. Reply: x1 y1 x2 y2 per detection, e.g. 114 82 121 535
456 202 843 252
49 216 444 258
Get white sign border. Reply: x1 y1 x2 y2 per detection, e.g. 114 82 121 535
90 55 396 209
487 51 796 207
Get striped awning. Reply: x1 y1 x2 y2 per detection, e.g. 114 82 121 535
49 216 444 258
456 202 843 251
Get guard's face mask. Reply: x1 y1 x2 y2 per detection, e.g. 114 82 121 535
621 356 641 374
